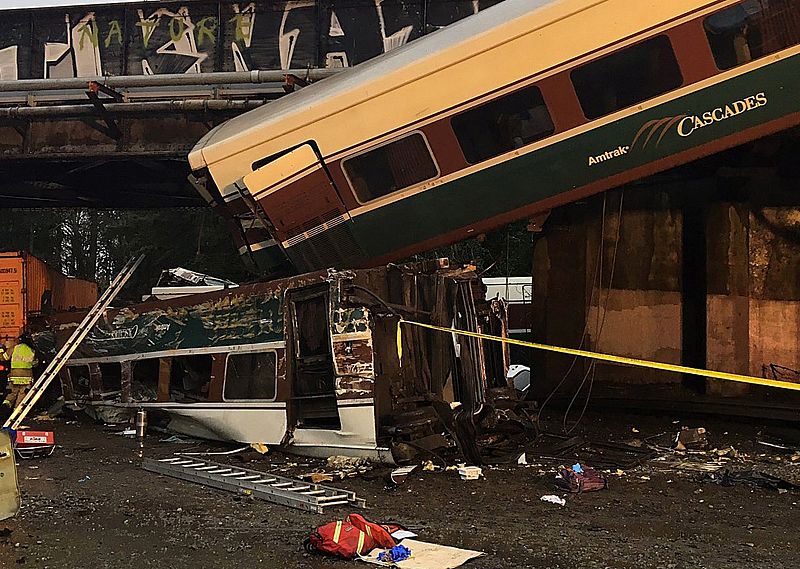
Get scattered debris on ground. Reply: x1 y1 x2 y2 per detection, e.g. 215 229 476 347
457 465 482 480
306 512 484 568
555 463 607 493
389 465 418 486
298 455 374 483
360 539 485 568
674 427 708 450
703 469 800 492
540 495 566 506
2 413 800 568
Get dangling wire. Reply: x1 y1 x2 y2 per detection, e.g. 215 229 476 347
505 226 511 301
535 193 608 430
562 189 625 434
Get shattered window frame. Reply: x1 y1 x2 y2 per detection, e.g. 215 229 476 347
571 34 684 120
451 84 555 164
171 354 214 400
704 0 800 70
222 350 278 402
342 131 440 204
66 364 92 397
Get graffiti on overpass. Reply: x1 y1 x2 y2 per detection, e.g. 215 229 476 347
136 7 208 74
279 0 314 71
0 46 18 81
231 3 256 71
44 13 103 78
0 0 499 80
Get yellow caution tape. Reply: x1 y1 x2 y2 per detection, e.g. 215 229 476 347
396 319 403 365
398 319 800 392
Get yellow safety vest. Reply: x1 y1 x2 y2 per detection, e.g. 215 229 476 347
10 343 36 385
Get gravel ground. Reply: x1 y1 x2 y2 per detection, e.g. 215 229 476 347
0 411 798 569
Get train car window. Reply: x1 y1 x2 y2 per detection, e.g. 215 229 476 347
223 352 277 400
171 355 213 402
571 35 683 120
451 85 555 164
343 133 439 203
704 0 800 70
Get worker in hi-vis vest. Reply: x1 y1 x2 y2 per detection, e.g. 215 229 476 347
3 333 38 411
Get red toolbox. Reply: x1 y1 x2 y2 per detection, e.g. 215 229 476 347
14 430 55 459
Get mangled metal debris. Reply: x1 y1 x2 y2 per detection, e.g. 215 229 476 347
34 260 529 463
674 427 708 451
703 469 800 492
146 268 239 301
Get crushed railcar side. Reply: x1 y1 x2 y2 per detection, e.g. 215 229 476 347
33 261 517 462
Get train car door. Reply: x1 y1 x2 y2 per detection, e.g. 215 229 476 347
287 285 341 430
239 143 365 272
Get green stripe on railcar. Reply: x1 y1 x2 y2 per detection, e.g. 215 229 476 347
347 54 800 259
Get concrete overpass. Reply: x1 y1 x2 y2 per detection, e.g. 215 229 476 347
0 0 495 207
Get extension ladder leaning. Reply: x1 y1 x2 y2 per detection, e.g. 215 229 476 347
3 255 144 431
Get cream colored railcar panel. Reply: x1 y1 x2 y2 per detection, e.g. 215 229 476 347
191 0 722 196
241 143 320 198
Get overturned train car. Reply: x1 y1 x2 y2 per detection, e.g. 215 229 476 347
37 262 512 461
189 0 800 275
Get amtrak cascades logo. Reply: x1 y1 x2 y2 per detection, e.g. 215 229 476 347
677 92 767 137
587 92 769 167
587 145 629 166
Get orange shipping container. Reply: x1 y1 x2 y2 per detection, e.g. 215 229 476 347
0 252 98 346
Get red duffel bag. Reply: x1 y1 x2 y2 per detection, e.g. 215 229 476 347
555 465 608 493
306 513 398 559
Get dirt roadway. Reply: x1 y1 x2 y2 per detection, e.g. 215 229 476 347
0 413 798 569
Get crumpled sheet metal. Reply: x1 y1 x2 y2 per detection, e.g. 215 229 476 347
38 289 284 359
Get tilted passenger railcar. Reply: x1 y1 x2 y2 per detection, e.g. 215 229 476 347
189 0 800 274
39 262 510 461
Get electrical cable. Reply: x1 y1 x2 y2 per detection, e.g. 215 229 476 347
534 194 607 430
562 201 609 433
562 189 625 433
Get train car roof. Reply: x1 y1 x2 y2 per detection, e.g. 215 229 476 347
189 0 561 170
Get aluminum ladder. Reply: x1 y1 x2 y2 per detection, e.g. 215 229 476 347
142 455 367 513
3 255 144 431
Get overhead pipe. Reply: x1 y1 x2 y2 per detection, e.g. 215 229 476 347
0 68 343 93
0 98 267 119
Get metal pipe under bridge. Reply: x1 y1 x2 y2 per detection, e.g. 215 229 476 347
0 0 497 207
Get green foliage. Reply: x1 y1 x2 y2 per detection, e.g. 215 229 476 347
0 208 254 301
0 209 534 304
411 220 534 277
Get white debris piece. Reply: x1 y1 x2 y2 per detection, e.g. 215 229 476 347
457 466 483 480
540 495 566 506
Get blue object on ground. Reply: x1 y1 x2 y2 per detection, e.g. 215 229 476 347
572 463 584 473
377 544 412 563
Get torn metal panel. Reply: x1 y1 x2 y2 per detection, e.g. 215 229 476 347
333 337 375 399
331 301 374 399
34 274 324 357
332 306 370 335
155 268 237 288
38 262 512 463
